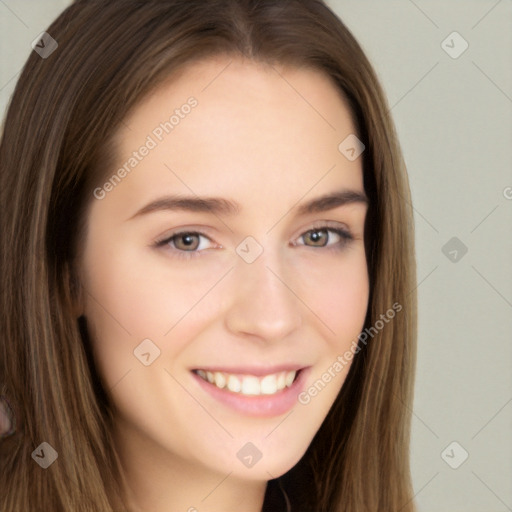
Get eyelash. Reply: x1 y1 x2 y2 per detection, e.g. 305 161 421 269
154 224 354 260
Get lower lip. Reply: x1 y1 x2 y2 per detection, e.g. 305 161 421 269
191 368 310 418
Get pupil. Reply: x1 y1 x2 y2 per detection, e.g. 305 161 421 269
310 230 325 244
177 234 198 250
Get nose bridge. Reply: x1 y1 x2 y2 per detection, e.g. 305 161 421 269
224 240 302 341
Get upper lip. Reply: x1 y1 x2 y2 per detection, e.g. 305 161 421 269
191 364 307 376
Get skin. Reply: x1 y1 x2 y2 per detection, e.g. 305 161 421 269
78 55 369 512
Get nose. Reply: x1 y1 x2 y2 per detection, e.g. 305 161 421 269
223 247 303 343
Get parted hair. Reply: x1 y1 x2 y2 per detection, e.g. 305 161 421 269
0 1 417 510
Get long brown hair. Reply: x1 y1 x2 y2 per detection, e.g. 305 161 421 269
0 1 417 510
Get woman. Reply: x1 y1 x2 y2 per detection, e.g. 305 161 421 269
0 1 417 510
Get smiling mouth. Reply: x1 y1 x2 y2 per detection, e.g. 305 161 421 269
192 369 301 396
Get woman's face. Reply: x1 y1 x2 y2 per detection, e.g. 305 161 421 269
80 56 369 486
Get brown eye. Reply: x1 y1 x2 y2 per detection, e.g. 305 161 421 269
172 233 201 251
303 229 329 247
297 226 353 251
155 231 214 258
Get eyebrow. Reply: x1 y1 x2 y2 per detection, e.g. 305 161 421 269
127 189 368 220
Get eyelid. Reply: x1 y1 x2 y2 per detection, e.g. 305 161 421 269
154 229 218 251
298 219 350 236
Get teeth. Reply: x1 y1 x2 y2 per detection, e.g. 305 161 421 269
214 372 226 388
285 371 295 387
241 376 260 395
260 374 277 395
196 369 297 396
227 374 241 393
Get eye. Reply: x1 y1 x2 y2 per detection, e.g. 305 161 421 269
295 224 353 251
154 231 215 259
154 223 354 261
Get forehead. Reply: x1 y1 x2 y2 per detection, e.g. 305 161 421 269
104 56 363 216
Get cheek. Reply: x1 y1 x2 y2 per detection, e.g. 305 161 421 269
291 251 368 426
83 241 209 337
81 240 227 385
296 248 369 345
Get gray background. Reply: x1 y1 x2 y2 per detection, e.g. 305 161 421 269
1 1 511 511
